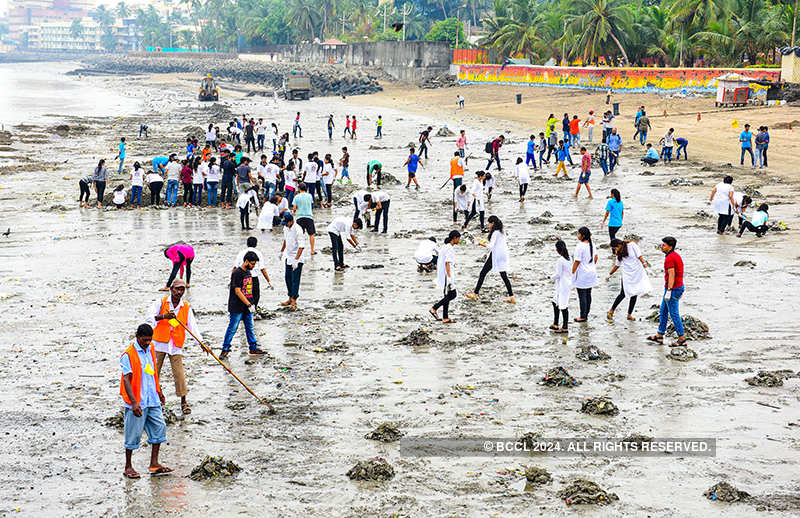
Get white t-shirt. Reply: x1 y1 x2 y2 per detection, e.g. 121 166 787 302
166 161 181 181
113 188 126 205
712 182 734 214
414 239 438 264
322 163 336 185
131 168 144 187
256 124 267 136
353 190 370 212
454 190 470 210
371 191 390 203
327 215 353 237
194 163 207 184
205 129 216 141
234 247 266 278
264 163 279 183
663 132 675 147
146 172 163 184
277 197 289 212
207 164 220 182
282 224 309 266
237 190 258 209
516 162 530 183
572 241 598 289
303 162 319 183
436 243 456 290
284 169 297 190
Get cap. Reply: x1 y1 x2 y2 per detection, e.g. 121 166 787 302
589 110 594 114
279 213 294 226
171 279 187 288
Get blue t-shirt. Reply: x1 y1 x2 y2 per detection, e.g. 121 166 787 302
407 154 420 173
120 344 160 409
292 192 314 219
646 148 659 160
740 131 752 148
676 137 688 146
608 134 622 151
526 140 536 154
605 199 624 227
557 149 567 161
119 142 126 159
152 156 169 172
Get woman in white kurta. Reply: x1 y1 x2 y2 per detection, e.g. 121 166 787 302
709 175 735 234
463 171 486 231
465 215 515 303
430 230 461 323
607 239 651 320
515 157 530 201
551 239 572 333
572 226 598 322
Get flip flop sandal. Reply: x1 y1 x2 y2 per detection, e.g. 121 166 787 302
428 309 441 321
669 340 687 348
123 471 141 479
554 328 569 334
627 315 636 321
148 466 174 476
181 402 192 415
548 324 560 330
646 335 664 344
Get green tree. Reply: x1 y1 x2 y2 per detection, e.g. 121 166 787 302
568 0 633 64
70 18 84 40
425 16 466 46
116 2 129 19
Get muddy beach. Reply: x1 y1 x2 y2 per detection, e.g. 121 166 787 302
1 61 800 517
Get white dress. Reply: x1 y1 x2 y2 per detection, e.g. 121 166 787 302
470 179 485 211
436 243 456 292
552 256 572 309
616 242 651 297
516 163 530 184
572 241 598 289
487 231 509 272
712 182 734 215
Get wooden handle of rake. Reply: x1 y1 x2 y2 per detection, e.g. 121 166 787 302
174 317 275 414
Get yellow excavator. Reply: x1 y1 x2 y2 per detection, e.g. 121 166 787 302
198 73 219 101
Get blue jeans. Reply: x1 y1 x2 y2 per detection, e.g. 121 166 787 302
166 179 179 206
131 185 142 206
207 181 218 206
284 262 303 299
257 134 265 150
193 184 203 205
676 143 687 160
539 149 547 164
118 157 125 174
600 158 609 175
341 166 349 179
263 181 275 200
609 152 618 171
740 147 754 166
663 147 673 162
486 154 501 171
639 131 647 145
222 312 259 352
525 152 536 167
657 286 685 337
376 126 382 137
123 406 166 450
452 176 462 190
756 146 766 168
286 188 295 205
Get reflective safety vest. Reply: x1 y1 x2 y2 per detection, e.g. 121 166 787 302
120 344 161 405
450 157 463 179
152 297 189 348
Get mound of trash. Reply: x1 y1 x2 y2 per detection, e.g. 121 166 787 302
419 73 458 89
734 260 756 268
346 457 395 481
647 311 710 340
745 370 796 387
364 422 404 443
666 347 698 362
579 397 619 416
528 216 551 225
398 328 432 347
435 126 456 137
554 223 575 231
540 366 581 387
669 177 704 186
704 481 750 502
622 433 653 447
189 456 242 481
576 345 611 361
524 466 552 486
559 479 619 505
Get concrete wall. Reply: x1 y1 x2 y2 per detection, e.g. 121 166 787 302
458 64 781 93
250 41 452 82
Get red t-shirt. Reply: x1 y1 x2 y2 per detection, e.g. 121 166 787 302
569 119 581 134
352 119 357 130
663 251 684 288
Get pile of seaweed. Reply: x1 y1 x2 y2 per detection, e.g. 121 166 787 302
540 366 581 387
346 457 395 481
364 422 404 443
559 479 619 505
579 397 619 416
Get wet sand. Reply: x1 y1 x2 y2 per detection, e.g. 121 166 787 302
1 64 799 517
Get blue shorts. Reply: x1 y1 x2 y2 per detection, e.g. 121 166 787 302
578 172 591 184
124 406 167 450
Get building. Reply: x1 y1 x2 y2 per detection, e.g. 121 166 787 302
35 19 101 51
7 0 92 47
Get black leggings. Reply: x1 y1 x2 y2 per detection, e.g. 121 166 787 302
79 180 91 202
608 225 621 243
240 206 250 229
329 232 344 268
433 288 456 319
474 254 513 296
150 182 163 205
552 302 569 328
519 183 528 198
95 181 106 205
611 281 637 314
576 288 592 319
739 221 768 236
464 200 485 229
183 182 193 204
221 179 234 204
373 200 389 233
167 255 192 287
717 211 733 233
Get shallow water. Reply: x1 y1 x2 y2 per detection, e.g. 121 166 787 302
1 62 799 517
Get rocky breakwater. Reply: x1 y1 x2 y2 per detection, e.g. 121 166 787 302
81 55 383 97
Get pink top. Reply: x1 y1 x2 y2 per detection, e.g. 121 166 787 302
166 244 195 263
582 152 591 172
457 136 467 149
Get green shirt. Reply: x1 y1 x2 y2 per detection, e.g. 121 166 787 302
368 160 382 173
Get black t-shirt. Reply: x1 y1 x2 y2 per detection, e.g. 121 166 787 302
244 125 254 138
228 267 253 313
222 159 237 180
419 130 429 143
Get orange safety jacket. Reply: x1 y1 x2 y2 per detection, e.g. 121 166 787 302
449 157 464 179
120 344 161 405
152 297 189 348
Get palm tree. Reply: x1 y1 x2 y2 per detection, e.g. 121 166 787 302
91 5 114 27
568 0 633 64
285 0 320 41
116 2 129 19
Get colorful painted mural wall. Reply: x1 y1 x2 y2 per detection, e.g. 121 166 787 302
457 65 781 93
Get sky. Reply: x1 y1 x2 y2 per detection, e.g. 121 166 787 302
1 0 157 17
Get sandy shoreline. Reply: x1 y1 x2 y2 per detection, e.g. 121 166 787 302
1 63 799 516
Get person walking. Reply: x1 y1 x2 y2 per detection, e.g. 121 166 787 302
607 239 650 321
572 227 598 322
463 171 486 232
293 112 302 139
546 127 558 164
607 129 622 172
375 115 383 138
279 213 309 309
739 123 754 167
429 230 460 323
403 149 422 190
116 137 126 174
343 115 351 138
601 188 624 243
327 215 362 271
233 237 272 313
449 151 464 190
486 135 504 171
553 141 568 178
464 215 515 303
573 147 593 198
220 252 267 360
710 175 735 234
457 129 467 159
647 236 686 347
327 114 335 140
120 323 172 479
292 182 317 254
351 116 358 139
525 134 537 169
418 126 432 160
550 239 572 333
339 147 351 184
594 139 610 175
537 132 548 166
636 111 651 145
583 110 596 143
161 243 195 290
569 115 581 149
145 279 200 415
92 159 108 208
515 157 530 201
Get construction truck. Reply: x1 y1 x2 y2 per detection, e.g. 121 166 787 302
285 74 311 100
198 73 219 101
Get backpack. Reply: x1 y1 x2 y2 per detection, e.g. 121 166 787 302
484 141 493 154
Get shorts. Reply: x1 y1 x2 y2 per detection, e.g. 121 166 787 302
123 405 167 450
578 172 591 184
296 217 316 235
407 172 416 179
